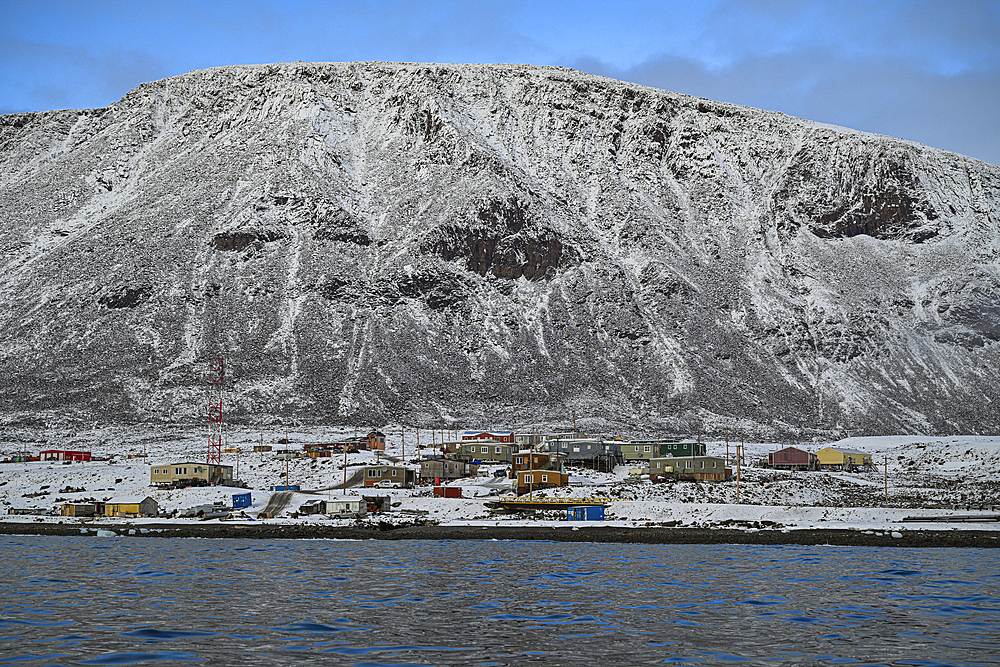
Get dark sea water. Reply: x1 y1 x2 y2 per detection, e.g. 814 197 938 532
1 535 998 666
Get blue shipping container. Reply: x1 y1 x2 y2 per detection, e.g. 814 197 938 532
567 505 605 521
269 485 301 491
232 492 252 509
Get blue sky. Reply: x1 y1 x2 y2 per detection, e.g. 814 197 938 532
3 0 998 164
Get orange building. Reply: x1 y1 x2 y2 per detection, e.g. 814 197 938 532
366 431 386 451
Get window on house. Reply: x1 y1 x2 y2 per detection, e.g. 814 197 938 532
367 469 378 477
700 461 705 468
482 446 488 453
391 469 397 476
541 475 548 482
644 446 651 452
495 447 501 453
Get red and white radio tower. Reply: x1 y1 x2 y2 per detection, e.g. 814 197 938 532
207 357 224 464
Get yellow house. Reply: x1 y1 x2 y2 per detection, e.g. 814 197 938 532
816 447 872 469
105 496 159 517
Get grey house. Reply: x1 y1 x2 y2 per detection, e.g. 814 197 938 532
456 442 512 463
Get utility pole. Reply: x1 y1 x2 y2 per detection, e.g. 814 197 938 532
343 440 348 495
884 455 888 503
529 444 534 501
736 440 742 503
207 357 224 464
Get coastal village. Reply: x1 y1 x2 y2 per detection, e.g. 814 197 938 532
1 423 998 535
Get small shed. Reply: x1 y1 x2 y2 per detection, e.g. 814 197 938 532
297 499 325 514
323 498 366 518
567 505 605 521
62 502 98 517
362 495 391 513
105 496 158 517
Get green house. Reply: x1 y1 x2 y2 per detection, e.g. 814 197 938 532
657 441 705 457
620 440 705 461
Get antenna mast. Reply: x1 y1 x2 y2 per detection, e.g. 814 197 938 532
207 357 224 464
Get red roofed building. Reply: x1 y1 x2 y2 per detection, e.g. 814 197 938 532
461 430 513 444
40 450 92 462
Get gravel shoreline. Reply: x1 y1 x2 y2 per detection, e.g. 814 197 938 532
1 521 997 548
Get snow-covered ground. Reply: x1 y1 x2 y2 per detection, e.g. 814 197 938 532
1 425 998 534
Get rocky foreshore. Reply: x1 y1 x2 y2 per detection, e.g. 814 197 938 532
1 520 997 548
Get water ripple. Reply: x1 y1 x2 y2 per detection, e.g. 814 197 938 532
321 644 474 655
278 621 374 634
77 651 199 664
2 537 998 667
120 628 221 641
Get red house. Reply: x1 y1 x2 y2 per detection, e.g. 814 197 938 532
461 430 513 444
40 450 92 462
767 446 816 470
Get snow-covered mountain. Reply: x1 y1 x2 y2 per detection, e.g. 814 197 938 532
1 62 998 437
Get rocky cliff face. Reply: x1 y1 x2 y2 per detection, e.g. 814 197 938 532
1 62 998 437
